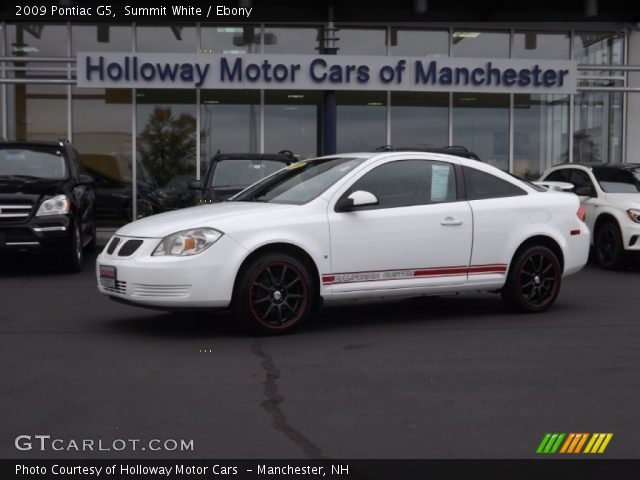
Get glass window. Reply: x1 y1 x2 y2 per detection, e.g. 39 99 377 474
512 31 570 59
593 168 640 193
337 91 387 153
263 26 320 54
391 92 448 148
200 90 260 175
136 90 197 216
347 160 457 209
514 94 569 179
6 24 69 79
389 29 448 57
574 91 623 164
0 148 66 179
211 159 286 187
265 91 320 159
200 25 260 54
463 166 526 200
336 28 386 55
451 30 509 58
136 25 196 52
73 87 132 227
544 169 571 182
233 157 365 205
573 32 624 65
10 84 67 141
453 93 509 170
72 24 132 53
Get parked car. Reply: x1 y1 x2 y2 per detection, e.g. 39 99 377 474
97 151 589 334
540 162 640 269
189 151 297 203
0 139 96 272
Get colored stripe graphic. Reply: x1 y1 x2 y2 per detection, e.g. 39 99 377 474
539 433 613 454
537 433 565 454
584 433 613 454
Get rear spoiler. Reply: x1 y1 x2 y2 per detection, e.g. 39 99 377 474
532 181 575 192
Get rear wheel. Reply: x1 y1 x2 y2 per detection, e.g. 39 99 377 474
501 245 561 312
595 221 626 270
233 253 315 335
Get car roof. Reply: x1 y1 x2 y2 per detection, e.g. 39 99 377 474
0 140 67 149
212 152 295 163
374 145 481 160
550 162 640 171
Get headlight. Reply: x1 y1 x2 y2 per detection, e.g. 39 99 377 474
152 228 223 256
627 209 640 223
36 195 70 216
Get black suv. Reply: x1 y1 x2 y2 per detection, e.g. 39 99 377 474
190 151 297 203
0 139 96 272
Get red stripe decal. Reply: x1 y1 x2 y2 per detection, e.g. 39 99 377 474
322 264 507 285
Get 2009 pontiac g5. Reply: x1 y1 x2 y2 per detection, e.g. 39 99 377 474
97 151 589 335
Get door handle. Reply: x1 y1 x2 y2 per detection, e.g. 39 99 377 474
440 217 463 226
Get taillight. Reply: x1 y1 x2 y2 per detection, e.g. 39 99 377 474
577 206 586 221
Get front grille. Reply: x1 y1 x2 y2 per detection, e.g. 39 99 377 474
118 239 143 256
106 236 120 255
130 284 191 298
0 204 33 224
103 280 127 295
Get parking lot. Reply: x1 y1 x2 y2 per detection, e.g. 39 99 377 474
1 251 639 459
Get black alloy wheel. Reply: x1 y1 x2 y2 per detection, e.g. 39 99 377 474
60 220 83 273
595 221 625 270
502 245 561 312
234 253 314 335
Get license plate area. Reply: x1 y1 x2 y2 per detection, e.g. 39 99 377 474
99 265 117 289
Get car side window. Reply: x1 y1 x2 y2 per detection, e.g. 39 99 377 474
463 166 527 200
345 160 457 209
567 170 595 192
544 169 571 182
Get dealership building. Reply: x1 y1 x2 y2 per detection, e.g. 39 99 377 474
1 8 639 227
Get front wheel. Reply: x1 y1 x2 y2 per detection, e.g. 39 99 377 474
59 221 83 273
233 253 315 335
501 245 561 313
595 221 626 269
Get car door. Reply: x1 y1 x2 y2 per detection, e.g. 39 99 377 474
325 158 473 293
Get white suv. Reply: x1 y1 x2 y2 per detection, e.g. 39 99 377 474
540 163 640 269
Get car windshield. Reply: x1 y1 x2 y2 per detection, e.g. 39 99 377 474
593 168 640 193
232 157 366 205
211 159 288 188
0 148 66 179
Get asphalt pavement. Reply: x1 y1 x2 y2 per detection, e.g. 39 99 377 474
1 251 639 459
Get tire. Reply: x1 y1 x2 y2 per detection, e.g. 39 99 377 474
594 221 626 270
60 220 83 273
85 218 97 252
501 245 562 313
232 253 315 335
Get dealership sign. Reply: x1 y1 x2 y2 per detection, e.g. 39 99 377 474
77 53 577 94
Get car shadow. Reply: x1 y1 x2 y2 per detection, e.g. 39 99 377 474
0 250 100 278
104 293 524 339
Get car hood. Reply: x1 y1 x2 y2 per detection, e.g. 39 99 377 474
0 178 67 196
116 201 298 238
602 192 640 209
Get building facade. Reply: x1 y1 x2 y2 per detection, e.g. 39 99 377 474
1 23 638 227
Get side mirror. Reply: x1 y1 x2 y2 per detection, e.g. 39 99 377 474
574 185 595 197
188 180 203 190
78 173 96 186
335 190 379 212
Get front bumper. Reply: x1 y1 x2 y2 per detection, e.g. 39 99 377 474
96 234 248 309
621 220 640 253
0 215 73 252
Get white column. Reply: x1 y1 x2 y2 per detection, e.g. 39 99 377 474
625 29 640 164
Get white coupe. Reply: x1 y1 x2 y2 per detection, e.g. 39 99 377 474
97 152 590 334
